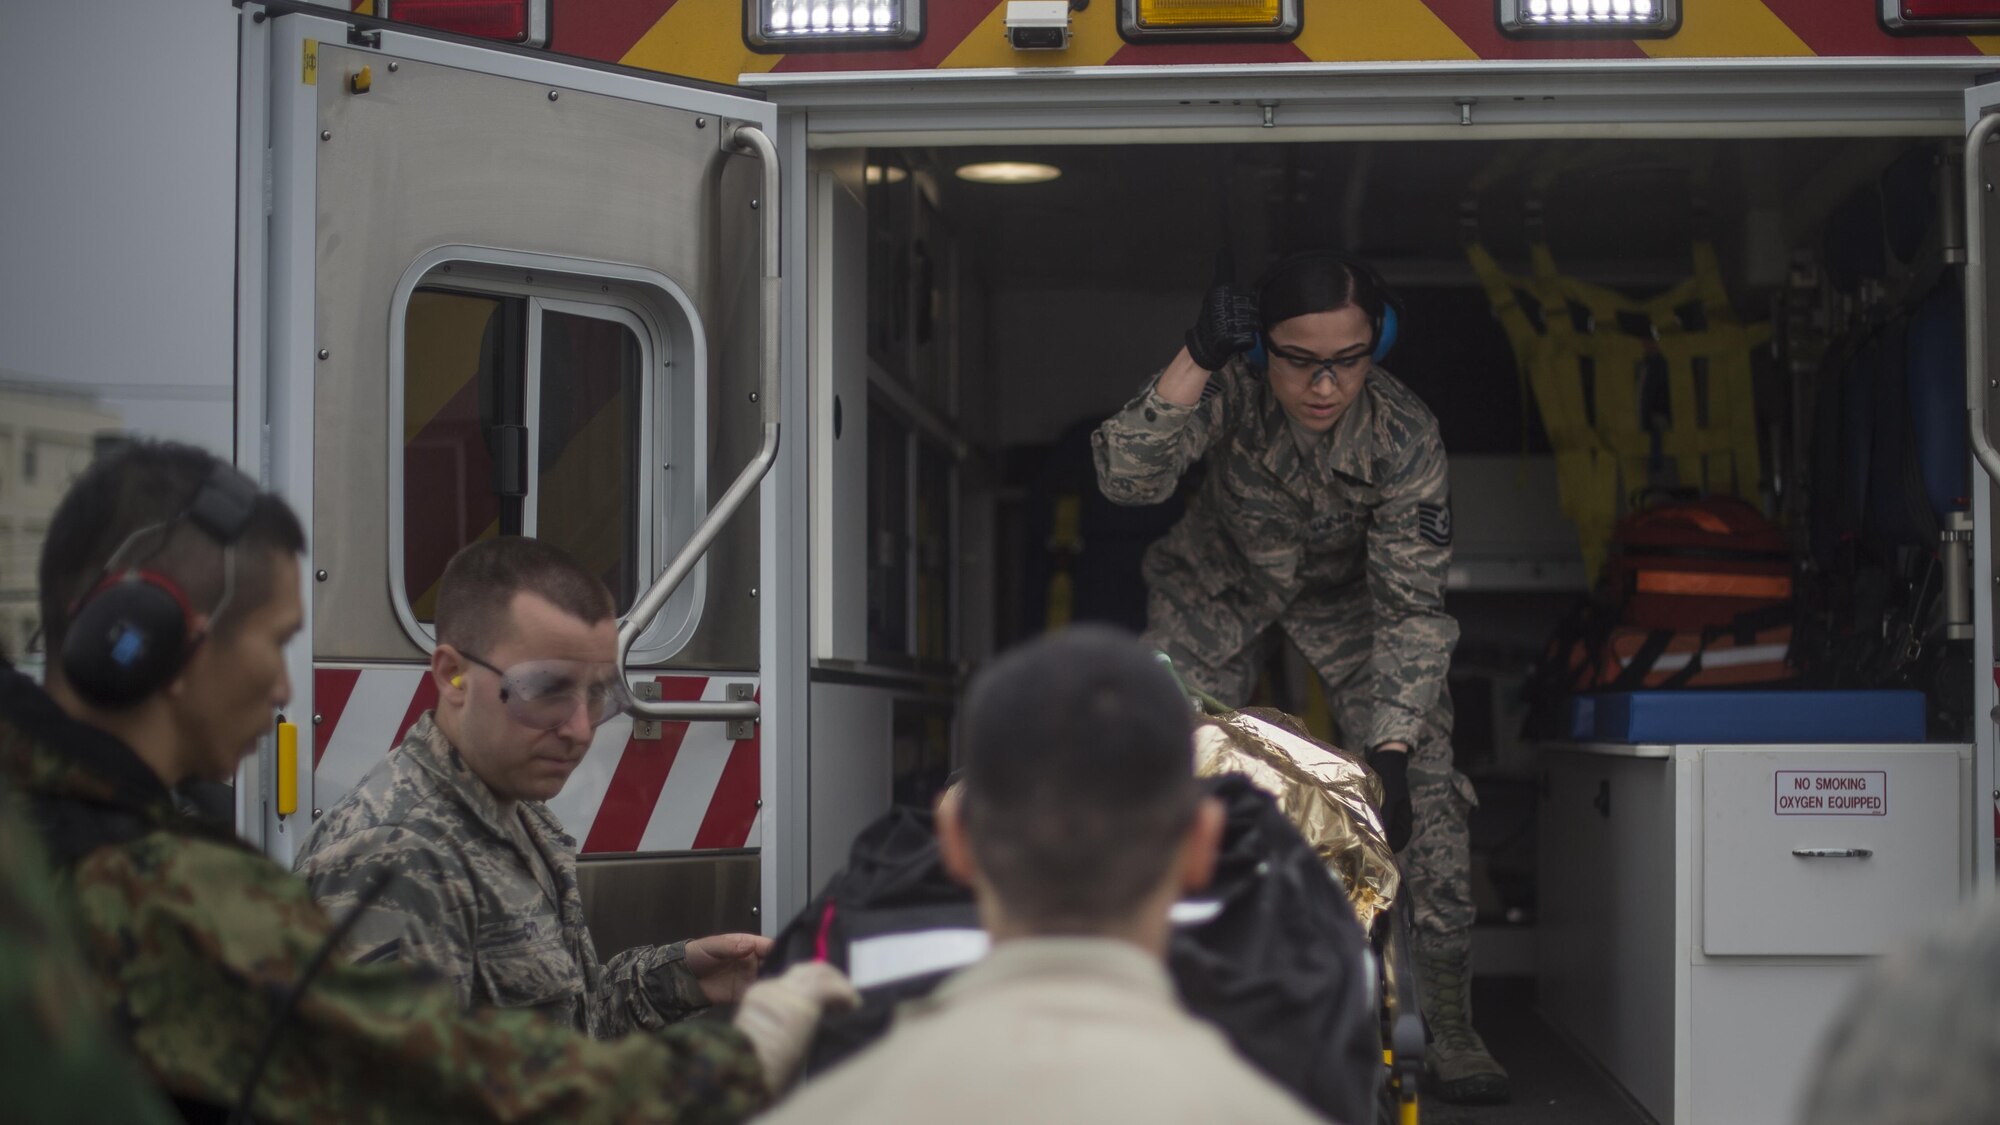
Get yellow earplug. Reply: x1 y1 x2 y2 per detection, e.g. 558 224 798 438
451 675 464 688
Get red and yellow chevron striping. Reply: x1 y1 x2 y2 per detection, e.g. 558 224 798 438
313 666 762 853
525 0 2000 82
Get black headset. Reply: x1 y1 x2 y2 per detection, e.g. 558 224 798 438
1248 251 1406 367
60 464 262 708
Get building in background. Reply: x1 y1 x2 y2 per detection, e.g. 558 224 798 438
0 385 121 667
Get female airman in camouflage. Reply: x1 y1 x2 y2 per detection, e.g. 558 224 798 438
1092 253 1507 1105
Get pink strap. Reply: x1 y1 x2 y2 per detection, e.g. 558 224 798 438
813 898 837 963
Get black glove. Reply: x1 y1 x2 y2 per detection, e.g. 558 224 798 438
1184 285 1261 372
1367 747 1414 853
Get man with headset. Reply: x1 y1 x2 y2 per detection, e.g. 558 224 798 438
0 440 853 1122
1092 253 1507 1104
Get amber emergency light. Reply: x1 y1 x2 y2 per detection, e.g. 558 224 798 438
1119 0 1301 41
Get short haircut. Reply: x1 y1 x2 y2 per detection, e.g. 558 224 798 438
38 441 306 659
1800 896 2000 1125
956 625 1200 933
434 537 614 658
1258 252 1389 342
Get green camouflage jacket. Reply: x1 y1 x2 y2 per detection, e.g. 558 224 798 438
295 714 706 1038
0 668 767 1124
1092 358 1459 750
0 777 179 1125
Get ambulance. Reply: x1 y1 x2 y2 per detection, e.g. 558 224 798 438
6 0 2000 1120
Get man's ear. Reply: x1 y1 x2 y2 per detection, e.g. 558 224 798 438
162 613 217 700
432 644 470 706
935 787 979 889
1177 795 1226 895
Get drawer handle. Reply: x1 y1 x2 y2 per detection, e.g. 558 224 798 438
1792 848 1874 859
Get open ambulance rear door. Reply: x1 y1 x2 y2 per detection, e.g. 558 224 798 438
236 2 806 937
1963 82 2000 889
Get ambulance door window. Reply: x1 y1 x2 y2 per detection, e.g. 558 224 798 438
401 288 527 622
399 286 651 628
532 305 646 614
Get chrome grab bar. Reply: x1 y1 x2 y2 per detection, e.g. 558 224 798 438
1965 112 2000 487
619 123 781 723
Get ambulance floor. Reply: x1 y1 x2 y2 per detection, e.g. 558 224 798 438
1425 977 1654 1125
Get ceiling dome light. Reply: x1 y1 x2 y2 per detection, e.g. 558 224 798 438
955 161 1062 185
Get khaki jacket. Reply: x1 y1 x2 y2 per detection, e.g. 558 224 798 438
758 937 1328 1125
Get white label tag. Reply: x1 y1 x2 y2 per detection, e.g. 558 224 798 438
848 929 989 991
1774 770 1887 816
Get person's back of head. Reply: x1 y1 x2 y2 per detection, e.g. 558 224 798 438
34 440 305 786
942 624 1216 940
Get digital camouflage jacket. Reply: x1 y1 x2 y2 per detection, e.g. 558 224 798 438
0 667 767 1125
296 714 706 1038
0 775 179 1125
1092 359 1458 751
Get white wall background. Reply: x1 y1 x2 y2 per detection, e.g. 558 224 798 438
0 0 241 455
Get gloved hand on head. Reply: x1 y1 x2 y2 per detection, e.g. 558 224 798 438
1185 285 1261 372
731 961 861 1094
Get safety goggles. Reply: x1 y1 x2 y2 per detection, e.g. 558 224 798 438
459 652 635 731
1265 339 1371 386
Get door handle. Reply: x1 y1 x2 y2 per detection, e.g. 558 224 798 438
1792 848 1874 859
1964 111 2000 487
618 124 782 723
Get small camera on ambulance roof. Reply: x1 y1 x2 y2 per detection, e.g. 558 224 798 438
1004 1 1074 50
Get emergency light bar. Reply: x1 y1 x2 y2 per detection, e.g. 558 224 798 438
379 0 546 47
1498 0 1680 37
1119 0 1301 40
746 0 925 50
1881 0 2000 32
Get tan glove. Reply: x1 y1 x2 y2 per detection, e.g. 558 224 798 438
730 962 861 1093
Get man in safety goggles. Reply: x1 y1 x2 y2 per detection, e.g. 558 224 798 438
297 536 779 1040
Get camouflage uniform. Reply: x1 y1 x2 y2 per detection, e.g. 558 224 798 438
0 667 767 1124
297 714 706 1038
0 778 178 1125
1091 357 1474 954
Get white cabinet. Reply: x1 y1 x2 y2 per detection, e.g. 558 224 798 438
1539 742 1971 1125
1701 749 1963 956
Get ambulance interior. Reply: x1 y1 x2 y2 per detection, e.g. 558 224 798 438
812 135 1970 1115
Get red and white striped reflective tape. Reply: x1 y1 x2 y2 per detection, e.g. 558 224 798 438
312 666 761 853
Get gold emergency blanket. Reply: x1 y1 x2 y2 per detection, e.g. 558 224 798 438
1193 707 1401 932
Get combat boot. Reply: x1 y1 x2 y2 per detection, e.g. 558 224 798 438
1416 943 1511 1105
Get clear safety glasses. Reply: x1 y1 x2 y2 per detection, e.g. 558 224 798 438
460 652 635 731
1265 340 1370 387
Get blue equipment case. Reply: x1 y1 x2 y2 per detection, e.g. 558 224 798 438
1586 690 1926 744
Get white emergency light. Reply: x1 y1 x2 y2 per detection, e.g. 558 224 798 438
1118 0 1302 41
1498 0 1679 36
746 0 924 50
